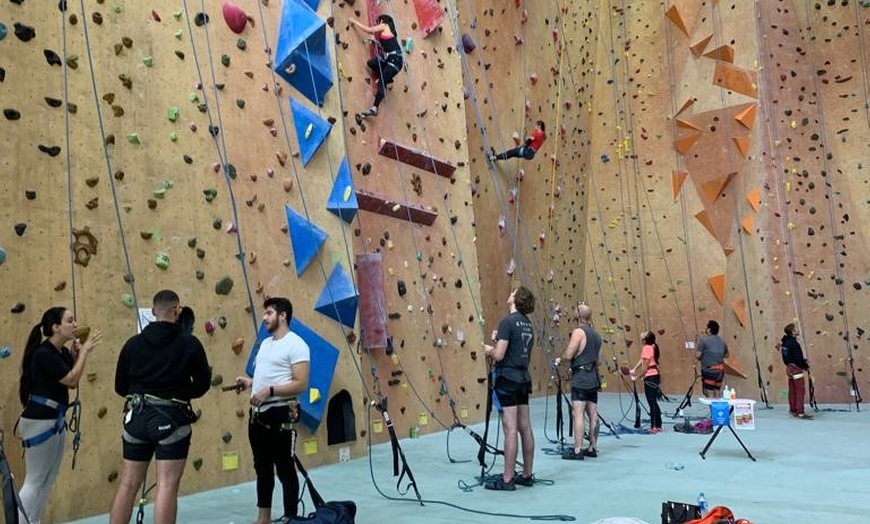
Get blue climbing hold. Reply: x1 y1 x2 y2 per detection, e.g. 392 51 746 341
289 97 332 167
285 205 328 277
326 157 358 223
0 346 11 359
314 263 358 328
274 0 333 106
601 154 610 163
0 22 7 41
0 247 6 266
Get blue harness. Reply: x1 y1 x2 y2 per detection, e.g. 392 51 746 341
20 395 68 449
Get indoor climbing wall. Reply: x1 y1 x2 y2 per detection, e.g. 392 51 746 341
457 0 596 393
0 0 367 521
334 0 488 443
754 0 870 403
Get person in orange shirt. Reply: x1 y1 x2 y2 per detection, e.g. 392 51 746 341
488 121 546 161
631 331 663 433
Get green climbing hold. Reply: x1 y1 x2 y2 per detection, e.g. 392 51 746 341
212 218 222 230
173 11 183 21
126 133 141 144
167 106 179 121
163 179 174 189
195 269 205 280
192 458 203 471
416 252 423 261
169 132 178 141
203 188 217 202
221 431 232 443
236 38 246 51
174 30 183 39
0 22 7 41
220 54 230 67
235 98 245 109
215 276 234 295
197 103 208 113
189 92 199 103
121 294 135 307
114 5 122 13
143 56 154 67
211 374 224 386
154 252 170 270
153 188 166 199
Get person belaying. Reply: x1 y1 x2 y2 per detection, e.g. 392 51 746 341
777 323 812 419
488 120 547 162
631 331 663 433
350 15 404 124
696 320 729 398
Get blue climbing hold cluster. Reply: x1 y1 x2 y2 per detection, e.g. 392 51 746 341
274 0 333 106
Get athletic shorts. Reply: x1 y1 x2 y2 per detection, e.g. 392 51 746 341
701 366 725 391
122 404 194 461
494 377 531 408
572 387 599 404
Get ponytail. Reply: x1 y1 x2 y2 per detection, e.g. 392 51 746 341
654 343 661 366
19 307 67 407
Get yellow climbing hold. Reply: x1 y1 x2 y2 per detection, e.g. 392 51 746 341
343 186 352 201
304 123 313 139
309 387 321 404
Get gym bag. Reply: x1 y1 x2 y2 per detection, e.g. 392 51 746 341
661 500 701 523
286 455 356 524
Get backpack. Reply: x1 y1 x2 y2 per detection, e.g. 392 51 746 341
685 506 734 524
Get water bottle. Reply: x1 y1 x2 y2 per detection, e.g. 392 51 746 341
665 462 684 471
697 492 708 514
730 387 737 400
722 385 730 400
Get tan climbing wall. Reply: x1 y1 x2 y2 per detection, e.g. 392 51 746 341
0 1 367 521
334 0 487 443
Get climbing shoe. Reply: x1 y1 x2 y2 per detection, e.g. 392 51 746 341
513 473 535 487
562 450 584 460
484 476 516 491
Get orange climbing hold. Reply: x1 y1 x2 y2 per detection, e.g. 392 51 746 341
731 297 749 329
675 118 702 131
674 131 701 155
708 274 725 305
699 172 736 204
732 136 751 158
703 45 735 63
673 98 695 118
741 214 754 235
665 5 690 37
713 62 758 98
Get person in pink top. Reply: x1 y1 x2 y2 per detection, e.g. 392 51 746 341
630 331 663 433
488 121 546 161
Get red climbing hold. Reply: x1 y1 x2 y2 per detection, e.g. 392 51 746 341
222 2 248 34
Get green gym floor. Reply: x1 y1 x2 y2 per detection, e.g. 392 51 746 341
65 392 870 524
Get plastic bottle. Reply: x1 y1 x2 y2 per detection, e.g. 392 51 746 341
697 492 708 514
730 387 737 400
722 385 730 400
665 462 684 471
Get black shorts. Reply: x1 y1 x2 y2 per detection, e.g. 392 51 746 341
572 387 599 404
494 377 530 408
122 404 194 461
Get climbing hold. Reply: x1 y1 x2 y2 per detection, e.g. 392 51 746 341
119 74 132 89
183 154 193 164
211 374 224 387
14 223 26 236
235 98 245 109
0 247 5 265
236 38 246 51
169 132 178 141
108 471 119 482
221 431 232 444
397 280 407 297
92 12 103 25
0 346 11 359
0 68 5 82
195 270 204 280
194 12 209 26
309 388 321 404
14 23 36 42
222 2 248 33
3 109 21 120
112 105 124 117
38 145 61 157
209 125 220 137
212 218 222 229
405 37 413 53
143 56 154 67
154 252 170 270
152 188 166 199
10 302 25 314
97 406 108 419
0 22 6 41
45 97 63 107
187 237 197 248
203 188 217 202
126 133 140 144
44 49 62 66
461 33 475 54
220 54 230 67
215 276 234 295
120 294 135 308
174 50 185 60
204 320 216 335
231 338 244 355
192 458 203 471
217 316 228 329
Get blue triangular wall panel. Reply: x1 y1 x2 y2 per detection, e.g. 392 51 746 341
315 264 359 328
301 0 321 11
290 98 332 167
326 157 358 223
285 205 328 277
244 318 339 432
274 0 332 105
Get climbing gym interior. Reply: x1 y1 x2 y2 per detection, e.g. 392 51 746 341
0 0 868 521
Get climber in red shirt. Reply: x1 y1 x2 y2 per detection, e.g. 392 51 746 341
489 121 546 162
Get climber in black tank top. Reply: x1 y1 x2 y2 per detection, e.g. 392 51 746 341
350 14 404 121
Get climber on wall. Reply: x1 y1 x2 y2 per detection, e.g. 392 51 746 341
488 120 547 162
350 14 404 124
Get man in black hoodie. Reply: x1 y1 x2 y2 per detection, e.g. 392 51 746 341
109 290 211 524
777 323 812 419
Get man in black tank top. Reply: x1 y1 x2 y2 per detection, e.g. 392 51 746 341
483 286 536 490
557 303 602 459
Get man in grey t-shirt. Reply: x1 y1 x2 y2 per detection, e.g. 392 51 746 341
696 320 729 398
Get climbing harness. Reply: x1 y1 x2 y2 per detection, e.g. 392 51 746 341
17 396 72 450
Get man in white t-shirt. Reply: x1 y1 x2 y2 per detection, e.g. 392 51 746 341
235 297 310 524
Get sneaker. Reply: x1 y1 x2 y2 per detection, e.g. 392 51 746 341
562 450 584 460
513 473 534 487
364 106 378 117
796 413 813 419
583 448 598 458
484 476 516 491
